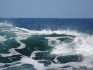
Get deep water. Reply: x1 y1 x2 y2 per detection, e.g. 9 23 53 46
0 18 93 70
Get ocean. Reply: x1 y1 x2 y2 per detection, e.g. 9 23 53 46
0 18 93 70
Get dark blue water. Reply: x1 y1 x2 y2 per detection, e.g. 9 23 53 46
0 18 93 70
0 18 93 34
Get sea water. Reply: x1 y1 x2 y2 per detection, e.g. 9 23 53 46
0 18 93 70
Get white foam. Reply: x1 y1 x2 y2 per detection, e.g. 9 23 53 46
1 23 93 57
0 48 20 57
16 38 26 49
44 32 93 57
20 57 45 70
0 23 13 27
0 36 7 42
74 35 93 56
1 23 93 69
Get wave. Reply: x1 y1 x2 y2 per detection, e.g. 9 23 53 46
0 23 93 70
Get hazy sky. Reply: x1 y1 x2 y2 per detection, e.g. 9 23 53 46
0 0 93 18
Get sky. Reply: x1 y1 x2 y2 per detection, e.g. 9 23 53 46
0 0 93 18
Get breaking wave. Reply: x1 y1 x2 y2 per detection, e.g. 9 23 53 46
0 23 93 70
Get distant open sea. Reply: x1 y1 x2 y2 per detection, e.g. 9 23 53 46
0 18 93 70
